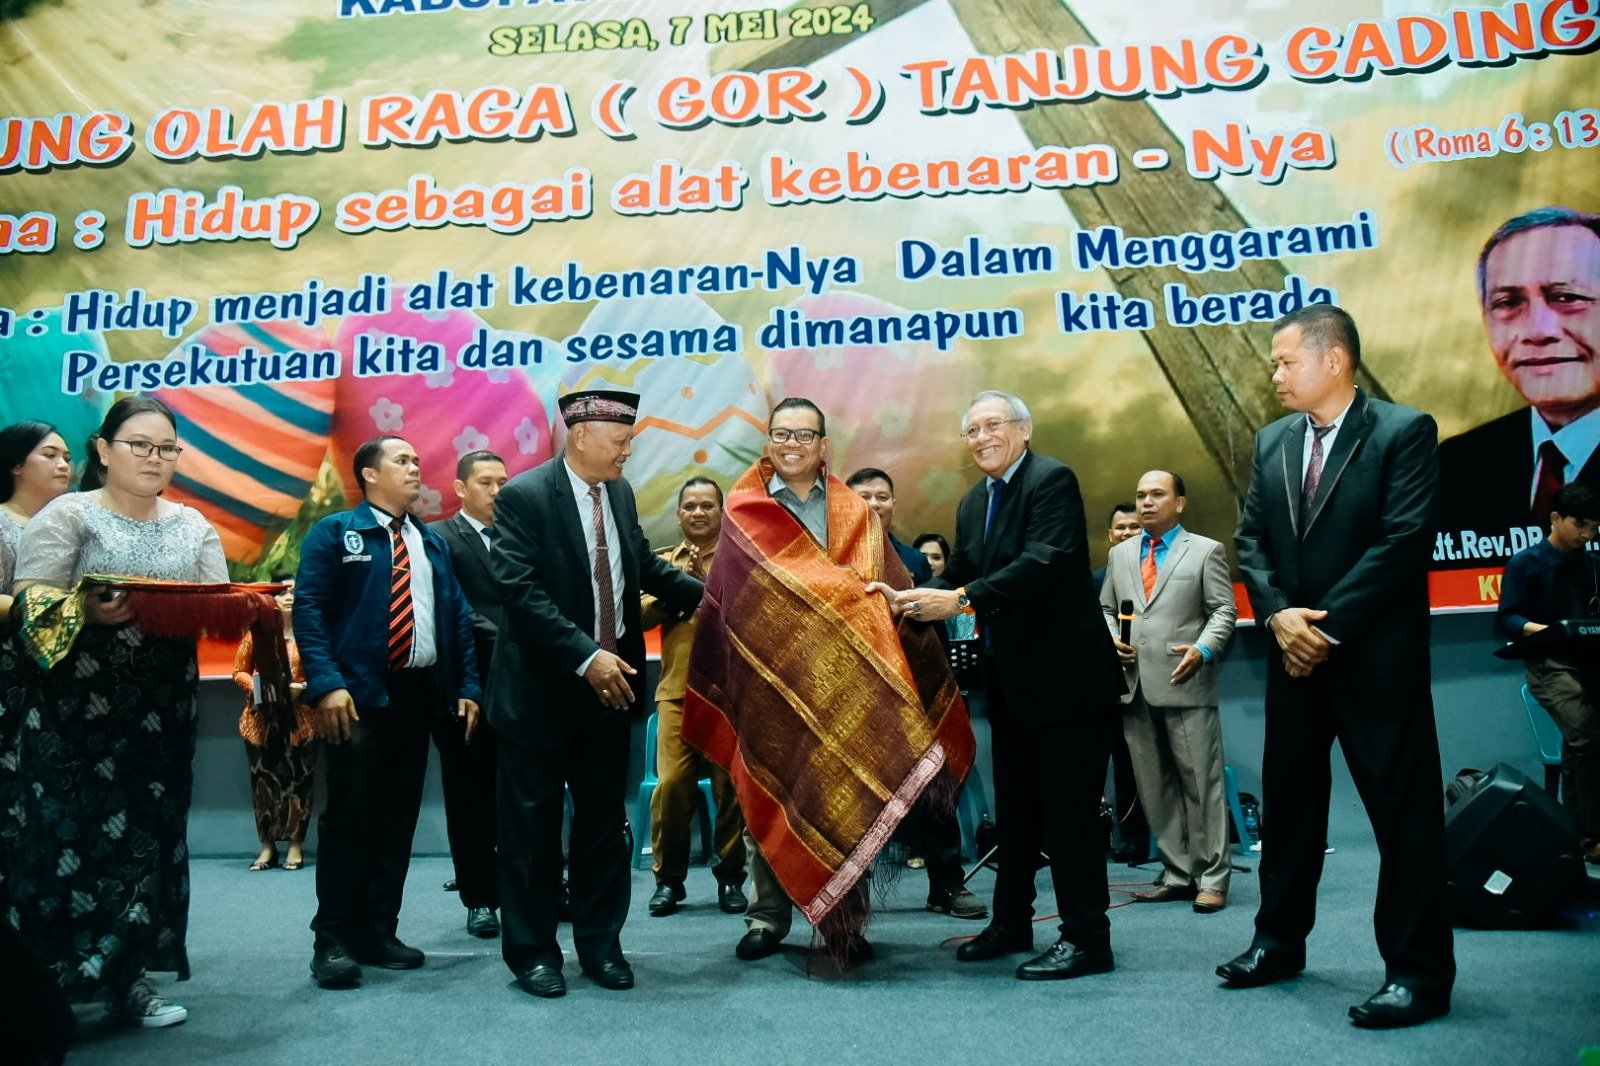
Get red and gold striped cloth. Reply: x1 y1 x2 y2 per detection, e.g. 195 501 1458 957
683 459 973 945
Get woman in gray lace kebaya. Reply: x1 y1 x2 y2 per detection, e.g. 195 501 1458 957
6 398 225 1030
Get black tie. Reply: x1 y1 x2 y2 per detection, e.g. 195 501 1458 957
985 479 1005 540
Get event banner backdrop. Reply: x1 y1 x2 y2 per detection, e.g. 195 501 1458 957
1 0 1596 612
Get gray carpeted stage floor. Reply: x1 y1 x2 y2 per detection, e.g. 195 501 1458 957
64 838 1599 1065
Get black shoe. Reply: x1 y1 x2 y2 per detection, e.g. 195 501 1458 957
955 924 1033 962
513 964 566 999
648 882 685 917
353 936 425 970
310 944 361 989
466 907 500 938
443 879 458 892
1016 939 1114 981
1348 983 1450 1029
582 958 635 991
1216 944 1305 987
717 882 749 914
735 928 783 961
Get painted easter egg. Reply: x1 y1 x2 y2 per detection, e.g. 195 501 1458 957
330 291 554 519
152 320 335 563
764 291 982 538
556 295 766 545
0 307 112 478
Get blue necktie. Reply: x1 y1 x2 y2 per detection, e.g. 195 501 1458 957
985 479 1005 540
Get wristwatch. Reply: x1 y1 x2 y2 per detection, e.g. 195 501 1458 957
955 588 971 610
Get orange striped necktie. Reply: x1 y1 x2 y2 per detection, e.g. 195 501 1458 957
1141 536 1158 600
388 516 414 670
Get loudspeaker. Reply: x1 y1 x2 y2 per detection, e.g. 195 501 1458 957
1444 762 1587 928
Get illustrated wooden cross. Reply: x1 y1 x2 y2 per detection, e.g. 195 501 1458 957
714 0 1391 501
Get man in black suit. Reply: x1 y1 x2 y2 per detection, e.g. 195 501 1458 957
878 389 1122 981
488 391 703 999
426 450 508 940
1218 305 1455 1029
1437 207 1600 567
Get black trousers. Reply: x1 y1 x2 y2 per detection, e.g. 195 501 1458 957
1254 668 1455 991
898 800 965 896
497 711 631 975
431 711 499 909
1108 718 1149 848
310 671 435 951
986 660 1112 949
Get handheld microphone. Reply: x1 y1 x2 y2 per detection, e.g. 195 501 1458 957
1119 599 1134 645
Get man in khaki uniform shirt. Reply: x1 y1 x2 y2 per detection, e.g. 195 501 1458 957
642 477 748 917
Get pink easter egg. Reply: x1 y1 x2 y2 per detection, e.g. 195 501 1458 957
330 290 554 518
765 291 982 536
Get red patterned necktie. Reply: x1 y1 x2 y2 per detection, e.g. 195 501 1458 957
1141 536 1158 600
388 516 414 670
1301 423 1334 527
588 485 618 653
1531 439 1566 523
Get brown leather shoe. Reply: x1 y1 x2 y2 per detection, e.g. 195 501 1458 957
1193 890 1226 914
1132 883 1198 903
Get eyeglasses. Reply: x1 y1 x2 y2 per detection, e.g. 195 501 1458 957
961 418 1022 441
113 439 184 461
768 428 821 445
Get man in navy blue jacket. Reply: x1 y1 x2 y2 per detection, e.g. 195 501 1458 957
295 435 482 989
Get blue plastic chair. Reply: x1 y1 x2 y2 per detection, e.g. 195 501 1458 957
632 712 717 870
1521 683 1565 797
1223 764 1252 857
1146 764 1252 860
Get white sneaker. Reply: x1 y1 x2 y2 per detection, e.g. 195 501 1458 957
106 978 188 1028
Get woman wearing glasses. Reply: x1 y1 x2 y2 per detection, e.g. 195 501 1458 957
7 397 226 1030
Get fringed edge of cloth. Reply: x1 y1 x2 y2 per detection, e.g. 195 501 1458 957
805 739 963 964
85 576 294 714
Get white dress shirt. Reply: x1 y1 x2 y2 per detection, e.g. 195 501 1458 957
370 504 437 669
565 460 626 676
1529 407 1600 504
461 509 493 553
1301 394 1356 483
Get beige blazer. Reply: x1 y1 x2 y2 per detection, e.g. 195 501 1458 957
1099 529 1237 708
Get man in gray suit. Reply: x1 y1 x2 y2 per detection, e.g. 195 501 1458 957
1099 470 1237 913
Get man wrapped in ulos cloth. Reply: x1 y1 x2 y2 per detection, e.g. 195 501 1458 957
682 398 974 966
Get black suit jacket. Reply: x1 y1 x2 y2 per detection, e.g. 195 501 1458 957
1236 389 1438 687
427 512 502 670
1436 407 1600 566
938 450 1121 726
486 455 702 749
